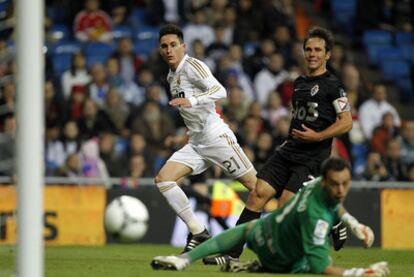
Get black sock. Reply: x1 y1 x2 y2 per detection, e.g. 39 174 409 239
227 207 261 258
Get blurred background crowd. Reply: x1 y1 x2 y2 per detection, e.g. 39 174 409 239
0 0 413 185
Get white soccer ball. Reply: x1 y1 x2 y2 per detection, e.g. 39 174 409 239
104 195 149 242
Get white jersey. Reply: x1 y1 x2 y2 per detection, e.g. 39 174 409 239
167 54 230 143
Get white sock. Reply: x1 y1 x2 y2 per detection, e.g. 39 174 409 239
157 181 205 234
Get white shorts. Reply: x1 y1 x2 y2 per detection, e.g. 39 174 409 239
168 132 253 178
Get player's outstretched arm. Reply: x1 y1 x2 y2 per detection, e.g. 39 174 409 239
339 208 374 248
324 261 390 276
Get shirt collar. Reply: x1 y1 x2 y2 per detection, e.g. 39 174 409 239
171 54 188 74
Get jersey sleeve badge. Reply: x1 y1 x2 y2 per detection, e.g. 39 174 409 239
332 97 351 113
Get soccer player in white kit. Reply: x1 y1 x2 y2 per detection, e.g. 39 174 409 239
156 24 257 253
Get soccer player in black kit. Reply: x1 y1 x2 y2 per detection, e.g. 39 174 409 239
203 27 354 265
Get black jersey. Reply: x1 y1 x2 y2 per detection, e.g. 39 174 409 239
279 71 348 164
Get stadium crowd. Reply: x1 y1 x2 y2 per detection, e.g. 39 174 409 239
0 0 413 184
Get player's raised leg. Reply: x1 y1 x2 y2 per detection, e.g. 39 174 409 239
154 160 210 252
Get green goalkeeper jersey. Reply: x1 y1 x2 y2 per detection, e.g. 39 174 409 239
246 177 340 274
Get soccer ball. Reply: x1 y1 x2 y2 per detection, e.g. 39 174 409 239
104 195 149 242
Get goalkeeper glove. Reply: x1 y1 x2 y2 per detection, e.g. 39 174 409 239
343 261 390 276
341 213 374 248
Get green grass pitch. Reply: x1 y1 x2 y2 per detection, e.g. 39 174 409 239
1 244 413 277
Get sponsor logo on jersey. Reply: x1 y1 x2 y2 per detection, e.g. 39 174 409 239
313 219 329 245
310 84 319 96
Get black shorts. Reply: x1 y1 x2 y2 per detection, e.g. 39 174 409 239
256 151 319 198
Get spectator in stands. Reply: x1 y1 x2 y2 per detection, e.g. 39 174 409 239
238 114 261 148
66 85 87 121
45 80 65 129
262 91 289 128
407 163 414 182
88 63 110 107
45 124 65 176
77 98 116 140
191 39 215 71
399 120 414 165
254 52 289 106
272 116 290 147
329 44 347 76
55 153 82 178
127 133 156 177
99 132 127 177
358 83 401 139
130 101 175 158
254 132 274 171
0 113 15 176
102 88 130 135
148 0 187 25
275 64 300 108
223 86 249 124
101 1 133 27
204 0 228 27
361 151 390 181
383 138 408 181
221 5 236 45
145 82 169 106
183 8 215 54
119 154 149 188
0 81 15 124
271 25 293 67
233 0 263 45
73 0 113 43
226 44 255 102
341 62 366 108
111 37 144 84
206 24 229 61
61 120 82 158
370 112 399 156
80 138 110 186
261 0 295 36
0 40 14 66
244 38 275 79
105 57 124 89
61 52 91 100
128 154 148 178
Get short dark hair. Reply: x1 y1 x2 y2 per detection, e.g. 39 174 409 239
159 24 184 42
303 27 334 52
321 157 351 179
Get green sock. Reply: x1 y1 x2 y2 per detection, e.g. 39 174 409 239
183 223 248 262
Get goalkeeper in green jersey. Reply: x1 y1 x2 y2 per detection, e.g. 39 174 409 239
151 157 389 276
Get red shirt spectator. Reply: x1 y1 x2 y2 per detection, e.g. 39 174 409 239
74 0 112 43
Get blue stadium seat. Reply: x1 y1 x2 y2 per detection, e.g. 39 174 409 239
112 25 133 40
129 8 149 29
351 143 367 177
83 42 115 67
362 30 392 47
366 44 395 66
48 41 81 56
134 39 158 57
52 53 72 76
395 32 414 46
380 47 404 62
398 44 414 60
396 78 414 103
133 26 160 57
380 60 410 81
47 24 71 42
331 0 356 33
